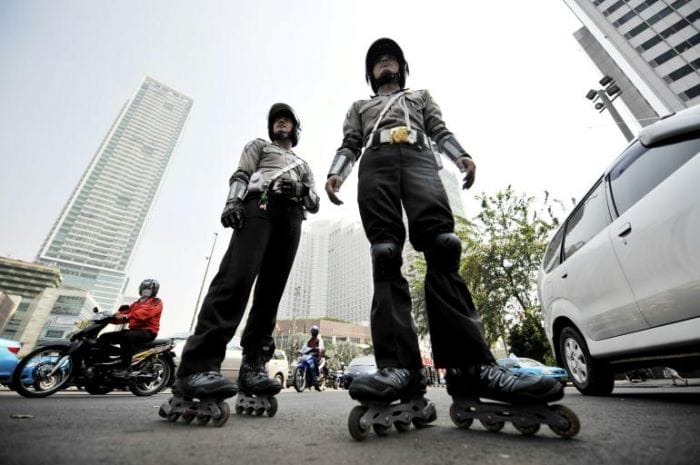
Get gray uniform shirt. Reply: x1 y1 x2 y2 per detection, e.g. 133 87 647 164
233 139 319 213
329 89 470 180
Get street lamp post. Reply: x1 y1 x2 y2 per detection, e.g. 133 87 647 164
586 75 634 142
189 232 218 332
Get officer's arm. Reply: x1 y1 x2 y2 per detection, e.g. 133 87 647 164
326 103 362 205
422 90 476 189
301 163 320 214
328 102 363 182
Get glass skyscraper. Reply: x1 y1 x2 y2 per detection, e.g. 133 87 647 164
37 77 193 312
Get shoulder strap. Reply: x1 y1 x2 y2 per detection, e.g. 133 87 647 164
362 90 407 153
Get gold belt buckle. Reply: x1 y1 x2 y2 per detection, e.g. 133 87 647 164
389 126 410 144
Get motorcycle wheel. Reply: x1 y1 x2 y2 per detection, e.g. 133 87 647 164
12 345 74 398
293 366 306 392
85 382 114 395
129 355 172 397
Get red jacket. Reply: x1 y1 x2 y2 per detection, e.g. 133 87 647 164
120 297 163 334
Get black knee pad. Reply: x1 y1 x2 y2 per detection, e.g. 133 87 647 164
371 242 402 281
424 233 462 271
260 336 276 361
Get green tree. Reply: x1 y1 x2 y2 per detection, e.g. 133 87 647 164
507 309 555 365
409 186 566 354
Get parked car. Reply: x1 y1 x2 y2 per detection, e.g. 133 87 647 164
170 334 284 385
537 104 700 396
496 357 568 385
342 355 377 389
0 337 22 387
267 349 288 388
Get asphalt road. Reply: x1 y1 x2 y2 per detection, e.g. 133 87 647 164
1 382 699 465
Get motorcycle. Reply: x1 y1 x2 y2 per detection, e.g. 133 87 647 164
11 309 176 398
292 348 328 392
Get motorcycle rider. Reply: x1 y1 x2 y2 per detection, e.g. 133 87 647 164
174 103 320 401
99 278 163 378
300 325 325 390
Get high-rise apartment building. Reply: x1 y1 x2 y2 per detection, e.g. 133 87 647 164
277 221 373 324
564 0 700 125
37 77 192 312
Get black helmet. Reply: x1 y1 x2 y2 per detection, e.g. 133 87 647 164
310 325 319 337
365 38 409 93
267 103 301 147
139 278 159 298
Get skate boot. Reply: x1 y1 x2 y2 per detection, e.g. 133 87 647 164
446 364 580 438
158 371 238 427
347 367 437 441
235 347 281 418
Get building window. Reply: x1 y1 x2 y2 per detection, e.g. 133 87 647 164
681 83 700 101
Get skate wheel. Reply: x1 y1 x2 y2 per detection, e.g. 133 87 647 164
166 412 180 422
513 422 540 436
245 407 255 415
548 405 580 438
480 419 505 432
412 416 432 429
196 415 211 425
449 403 473 429
266 397 278 417
211 401 230 427
182 412 195 424
348 406 370 441
235 405 244 415
394 420 411 433
373 423 391 436
158 405 168 419
255 407 265 416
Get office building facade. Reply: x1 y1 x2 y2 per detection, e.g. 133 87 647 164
0 256 62 339
37 77 192 312
564 0 700 125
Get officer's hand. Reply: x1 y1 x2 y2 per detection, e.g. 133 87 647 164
456 157 476 190
325 175 344 205
221 200 245 231
278 179 309 198
118 304 130 312
112 312 128 321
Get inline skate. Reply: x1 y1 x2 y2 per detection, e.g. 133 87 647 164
159 371 238 427
446 364 580 438
234 348 281 417
347 367 437 441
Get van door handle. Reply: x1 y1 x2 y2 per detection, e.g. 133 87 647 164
617 222 632 237
560 271 568 279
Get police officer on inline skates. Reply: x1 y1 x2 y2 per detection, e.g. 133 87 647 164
163 103 320 425
326 38 574 439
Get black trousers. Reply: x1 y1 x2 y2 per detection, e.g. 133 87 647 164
98 329 156 368
357 143 494 371
177 195 303 377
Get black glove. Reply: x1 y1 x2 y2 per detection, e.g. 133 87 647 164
118 304 130 312
278 179 309 198
221 200 245 230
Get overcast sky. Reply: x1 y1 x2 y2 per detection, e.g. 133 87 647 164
0 1 643 336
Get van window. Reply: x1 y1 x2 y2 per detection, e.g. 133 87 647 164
562 180 611 260
609 133 700 216
542 227 564 273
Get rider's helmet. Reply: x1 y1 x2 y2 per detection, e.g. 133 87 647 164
139 278 159 298
365 37 409 93
310 325 319 337
267 102 301 147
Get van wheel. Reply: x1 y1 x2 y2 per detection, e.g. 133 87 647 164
559 326 614 396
